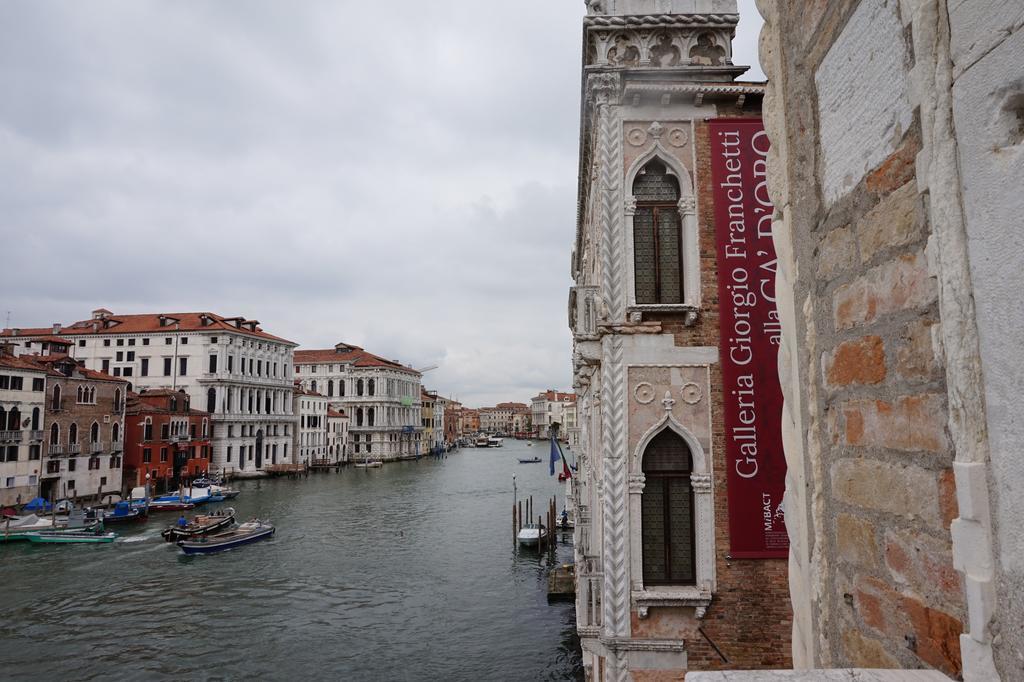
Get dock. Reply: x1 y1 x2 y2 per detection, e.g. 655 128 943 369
263 463 307 478
547 563 575 602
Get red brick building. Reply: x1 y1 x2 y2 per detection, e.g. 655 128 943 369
124 389 211 493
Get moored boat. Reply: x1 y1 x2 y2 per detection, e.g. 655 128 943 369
25 529 118 544
353 460 382 468
517 523 548 547
518 457 542 464
161 507 236 542
99 500 147 524
177 520 275 555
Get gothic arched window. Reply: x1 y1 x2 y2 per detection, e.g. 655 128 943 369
641 429 696 585
90 422 100 443
69 423 79 445
633 159 683 305
50 423 59 445
52 385 61 410
207 388 216 414
31 407 40 430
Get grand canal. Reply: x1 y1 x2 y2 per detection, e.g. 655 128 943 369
0 440 582 681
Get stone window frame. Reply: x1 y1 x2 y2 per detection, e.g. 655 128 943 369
628 413 715 618
623 143 701 320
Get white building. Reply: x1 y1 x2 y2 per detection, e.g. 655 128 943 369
563 401 580 447
0 348 48 506
326 407 349 464
530 390 575 439
293 385 328 466
3 309 298 477
294 343 423 462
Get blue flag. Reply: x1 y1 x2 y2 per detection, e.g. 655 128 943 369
549 435 559 476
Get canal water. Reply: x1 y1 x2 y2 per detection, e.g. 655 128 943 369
0 440 582 681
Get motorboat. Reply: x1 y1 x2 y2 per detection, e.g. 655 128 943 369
353 460 382 468
26 529 118 544
474 436 489 447
161 507 235 542
487 437 503 447
517 523 548 547
518 457 542 464
98 501 147 524
177 520 275 555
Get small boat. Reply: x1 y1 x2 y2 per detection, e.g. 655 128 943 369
146 500 196 512
353 459 382 469
177 520 275 555
162 508 236 542
99 501 147 524
517 523 548 547
488 437 503 447
474 437 489 448
518 457 542 464
212 486 240 500
526 441 533 447
26 529 118 544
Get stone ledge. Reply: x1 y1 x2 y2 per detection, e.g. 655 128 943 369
687 670 950 681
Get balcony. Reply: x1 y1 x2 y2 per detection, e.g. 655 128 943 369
0 430 22 443
90 441 104 453
67 443 81 454
28 430 43 441
111 440 123 452
48 443 64 456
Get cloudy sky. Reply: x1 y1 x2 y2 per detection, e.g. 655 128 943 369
0 1 764 407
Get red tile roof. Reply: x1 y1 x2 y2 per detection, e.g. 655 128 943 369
326 408 347 418
2 311 296 345
294 343 419 375
32 354 129 384
0 353 50 374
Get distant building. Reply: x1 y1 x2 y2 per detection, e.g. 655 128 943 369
459 408 480 436
3 308 299 478
326 407 349 464
439 397 460 445
562 401 579 447
530 390 574 439
36 354 127 503
0 346 48 506
294 343 423 461
124 389 211 493
293 384 328 466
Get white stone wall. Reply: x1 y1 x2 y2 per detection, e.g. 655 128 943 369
0 366 47 506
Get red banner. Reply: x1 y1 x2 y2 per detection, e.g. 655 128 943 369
708 119 788 559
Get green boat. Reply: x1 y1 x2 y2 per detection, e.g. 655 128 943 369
25 530 118 544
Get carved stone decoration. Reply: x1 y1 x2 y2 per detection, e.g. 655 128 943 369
689 31 727 65
624 195 637 215
677 196 696 215
681 381 703 405
661 390 676 411
647 120 664 140
600 336 629 640
607 34 640 67
633 382 655 404
628 473 646 493
667 127 689 147
597 81 626 322
626 127 647 147
587 72 621 106
648 32 681 67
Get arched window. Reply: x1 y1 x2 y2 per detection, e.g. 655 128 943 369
340 380 345 397
90 387 96 403
356 379 364 397
7 407 17 430
633 159 683 305
368 379 375 396
311 380 317 393
328 380 334 397
31 407 40 430
356 408 363 427
113 389 122 413
207 388 216 414
77 386 84 403
143 417 153 441
90 422 99 444
170 396 177 412
368 408 375 427
52 385 61 410
111 422 120 443
0 407 5 431
69 423 79 444
50 423 59 444
641 429 695 585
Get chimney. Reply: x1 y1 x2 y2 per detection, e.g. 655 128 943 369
0 342 14 357
52 323 61 334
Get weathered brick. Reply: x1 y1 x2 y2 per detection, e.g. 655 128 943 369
901 594 963 677
856 181 921 263
854 574 900 634
836 512 879 569
939 467 959 528
824 335 886 388
835 394 950 454
817 225 856 280
885 528 962 608
842 628 900 668
895 318 938 381
833 251 937 330
866 134 920 195
832 459 940 523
